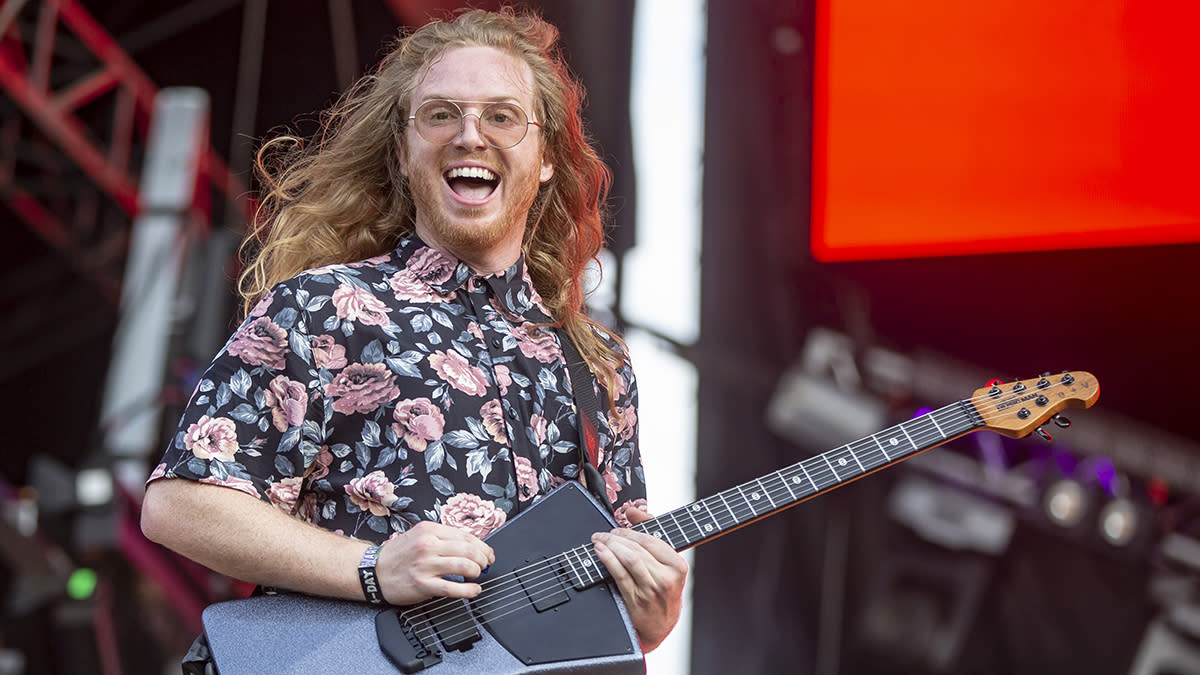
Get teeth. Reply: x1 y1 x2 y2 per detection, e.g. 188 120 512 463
446 166 497 181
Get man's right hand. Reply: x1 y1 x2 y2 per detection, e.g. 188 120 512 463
375 521 495 604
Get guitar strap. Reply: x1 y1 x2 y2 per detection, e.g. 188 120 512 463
554 327 615 515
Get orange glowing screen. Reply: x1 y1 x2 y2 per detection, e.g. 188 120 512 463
811 0 1200 261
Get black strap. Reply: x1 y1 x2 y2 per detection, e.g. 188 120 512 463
555 328 614 514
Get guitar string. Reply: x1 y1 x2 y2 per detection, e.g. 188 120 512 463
397 376 1090 646
398 376 1088 644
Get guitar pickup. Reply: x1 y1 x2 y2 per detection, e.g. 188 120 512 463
516 557 570 612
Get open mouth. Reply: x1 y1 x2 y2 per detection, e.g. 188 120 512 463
445 166 499 201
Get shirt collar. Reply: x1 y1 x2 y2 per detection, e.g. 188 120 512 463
394 234 552 322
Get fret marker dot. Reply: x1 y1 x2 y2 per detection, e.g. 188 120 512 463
654 531 664 539
692 504 702 512
890 438 899 446
838 458 847 466
792 477 801 484
751 492 761 500
583 559 593 566
704 524 713 532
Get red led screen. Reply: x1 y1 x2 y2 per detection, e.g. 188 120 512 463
811 0 1200 262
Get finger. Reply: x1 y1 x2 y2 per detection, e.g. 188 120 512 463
608 527 678 561
424 578 483 600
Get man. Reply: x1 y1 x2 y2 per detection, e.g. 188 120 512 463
139 5 687 659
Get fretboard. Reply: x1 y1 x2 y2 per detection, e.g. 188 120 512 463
633 398 983 553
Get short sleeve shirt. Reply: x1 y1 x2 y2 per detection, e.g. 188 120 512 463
150 235 646 544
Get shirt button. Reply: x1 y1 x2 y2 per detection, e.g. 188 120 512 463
521 485 531 497
491 337 503 349
506 407 518 421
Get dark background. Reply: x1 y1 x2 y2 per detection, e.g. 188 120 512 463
3 1 1198 673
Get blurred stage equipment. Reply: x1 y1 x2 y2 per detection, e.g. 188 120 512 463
1128 533 1200 675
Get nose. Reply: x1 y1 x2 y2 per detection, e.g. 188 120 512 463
455 113 488 150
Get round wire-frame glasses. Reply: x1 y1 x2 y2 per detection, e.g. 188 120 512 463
408 99 541 149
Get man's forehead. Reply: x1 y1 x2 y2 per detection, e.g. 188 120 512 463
412 46 536 103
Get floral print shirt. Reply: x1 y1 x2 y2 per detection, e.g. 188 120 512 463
150 235 646 544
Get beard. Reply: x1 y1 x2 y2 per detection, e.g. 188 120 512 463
407 166 542 256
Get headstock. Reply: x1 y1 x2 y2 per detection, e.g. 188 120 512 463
971 371 1099 439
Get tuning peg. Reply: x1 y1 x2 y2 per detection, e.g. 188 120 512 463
1052 414 1071 429
1035 427 1053 442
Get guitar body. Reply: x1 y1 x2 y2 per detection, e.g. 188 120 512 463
202 481 645 674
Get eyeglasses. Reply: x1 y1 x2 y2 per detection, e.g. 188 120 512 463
407 99 541 150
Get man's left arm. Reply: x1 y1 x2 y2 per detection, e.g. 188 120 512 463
591 507 688 653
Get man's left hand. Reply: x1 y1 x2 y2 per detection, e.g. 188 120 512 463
591 507 689 653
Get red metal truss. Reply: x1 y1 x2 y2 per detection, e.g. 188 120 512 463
0 0 251 303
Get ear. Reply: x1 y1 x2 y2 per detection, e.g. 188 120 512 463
396 138 408 176
539 154 554 183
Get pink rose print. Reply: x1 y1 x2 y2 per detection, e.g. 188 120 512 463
308 445 334 481
614 498 648 528
325 363 400 415
511 325 560 364
441 493 507 538
530 414 548 446
428 350 489 397
609 405 637 443
148 463 167 481
310 334 348 370
392 398 445 452
248 289 275 318
184 415 239 462
601 469 621 505
331 283 392 326
199 474 258 499
267 476 304 511
389 270 450 303
514 456 538 502
480 399 509 445
494 364 513 395
346 470 399 517
227 316 287 369
407 247 456 284
264 375 307 431
468 322 484 341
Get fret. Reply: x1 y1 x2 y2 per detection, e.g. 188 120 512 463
852 439 888 471
682 502 704 536
756 477 778 509
848 446 866 473
899 423 917 452
873 434 892 460
928 413 946 439
778 469 798 501
699 499 724 530
687 501 720 539
825 446 861 482
798 461 819 491
821 454 838 483
661 511 687 548
738 484 768 517
715 490 739 525
562 550 583 588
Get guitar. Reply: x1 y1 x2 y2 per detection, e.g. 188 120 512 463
201 371 1099 674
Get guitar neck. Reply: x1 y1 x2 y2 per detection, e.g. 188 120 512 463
634 399 984 552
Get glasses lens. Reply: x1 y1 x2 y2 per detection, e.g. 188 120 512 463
480 102 528 149
414 100 462 145
413 100 531 149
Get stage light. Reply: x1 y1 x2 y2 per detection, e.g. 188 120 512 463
66 568 98 601
1043 479 1088 528
1098 498 1139 547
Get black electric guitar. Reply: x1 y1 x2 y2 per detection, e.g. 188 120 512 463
201 371 1099 674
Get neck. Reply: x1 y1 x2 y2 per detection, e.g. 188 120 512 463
413 220 525 276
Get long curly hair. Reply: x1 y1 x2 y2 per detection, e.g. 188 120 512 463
239 7 627 402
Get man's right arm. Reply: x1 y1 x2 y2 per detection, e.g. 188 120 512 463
141 478 495 606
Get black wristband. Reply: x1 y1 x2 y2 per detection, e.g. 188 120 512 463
357 544 386 605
